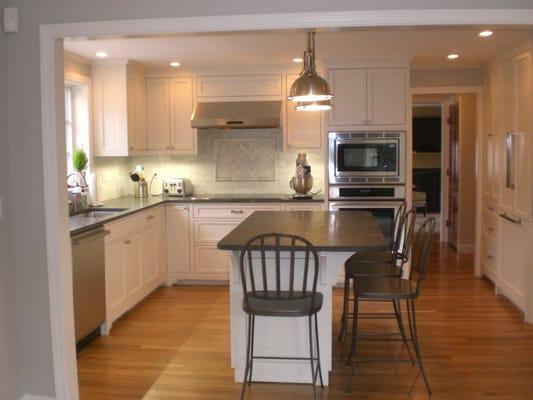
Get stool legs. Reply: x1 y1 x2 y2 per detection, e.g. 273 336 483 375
240 314 253 400
338 274 350 342
314 313 324 388
407 299 432 396
393 299 415 364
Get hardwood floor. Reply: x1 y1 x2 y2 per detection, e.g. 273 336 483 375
77 243 533 399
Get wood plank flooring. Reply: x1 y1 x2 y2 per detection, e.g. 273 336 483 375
77 244 533 399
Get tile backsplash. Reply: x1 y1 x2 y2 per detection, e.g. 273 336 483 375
92 129 324 202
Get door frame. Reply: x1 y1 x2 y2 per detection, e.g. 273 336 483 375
411 87 483 274
40 11 528 400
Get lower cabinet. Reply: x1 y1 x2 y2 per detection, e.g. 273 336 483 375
166 205 192 284
164 202 324 283
104 206 166 331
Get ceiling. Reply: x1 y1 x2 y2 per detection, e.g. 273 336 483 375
64 26 533 69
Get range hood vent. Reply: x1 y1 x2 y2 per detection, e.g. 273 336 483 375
191 101 281 129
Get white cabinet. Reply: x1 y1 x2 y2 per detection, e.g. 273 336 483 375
104 206 166 331
327 66 407 127
497 52 532 221
284 74 323 151
497 216 530 312
166 205 191 285
327 68 367 126
196 74 283 98
170 78 196 151
92 61 146 156
146 77 196 154
146 78 170 151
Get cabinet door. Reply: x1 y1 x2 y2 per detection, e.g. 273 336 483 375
105 240 127 323
124 234 143 307
92 68 128 156
327 68 367 126
146 78 171 150
514 54 532 220
166 206 191 282
367 68 407 125
141 221 160 291
193 245 230 276
127 74 147 152
169 78 196 151
285 74 322 150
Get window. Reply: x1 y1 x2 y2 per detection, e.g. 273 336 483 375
64 81 90 175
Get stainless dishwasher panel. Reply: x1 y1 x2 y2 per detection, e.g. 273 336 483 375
71 228 109 342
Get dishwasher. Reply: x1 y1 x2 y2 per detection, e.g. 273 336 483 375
71 227 109 350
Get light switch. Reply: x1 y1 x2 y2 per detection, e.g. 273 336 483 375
3 7 18 33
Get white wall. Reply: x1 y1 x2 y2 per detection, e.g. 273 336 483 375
4 1 533 398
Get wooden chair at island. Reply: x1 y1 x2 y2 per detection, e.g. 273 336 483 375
238 233 324 400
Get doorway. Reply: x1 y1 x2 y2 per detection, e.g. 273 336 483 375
411 91 480 255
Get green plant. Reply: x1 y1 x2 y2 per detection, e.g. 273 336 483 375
72 148 88 172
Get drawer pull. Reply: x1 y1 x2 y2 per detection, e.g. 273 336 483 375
487 255 494 260
499 213 521 225
146 215 155 220
488 207 496 212
124 239 131 245
231 210 244 214
487 227 494 232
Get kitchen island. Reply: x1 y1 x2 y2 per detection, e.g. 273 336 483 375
218 210 386 385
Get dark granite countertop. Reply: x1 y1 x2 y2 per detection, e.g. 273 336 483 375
70 194 325 236
217 211 387 252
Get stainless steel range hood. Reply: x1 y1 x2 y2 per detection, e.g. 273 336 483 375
191 101 281 129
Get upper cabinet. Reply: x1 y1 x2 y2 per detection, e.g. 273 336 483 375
195 74 282 98
92 61 147 156
493 51 532 220
284 74 323 151
327 66 408 128
146 77 196 154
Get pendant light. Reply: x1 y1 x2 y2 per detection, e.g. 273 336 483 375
296 100 332 111
288 32 333 107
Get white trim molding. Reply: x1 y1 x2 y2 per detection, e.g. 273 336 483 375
39 9 533 400
20 395 56 400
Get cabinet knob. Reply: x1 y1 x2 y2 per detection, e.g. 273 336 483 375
146 215 155 220
124 239 131 245
231 210 244 214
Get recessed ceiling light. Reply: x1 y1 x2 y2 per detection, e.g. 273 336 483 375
479 30 493 38
95 51 108 58
293 57 304 63
169 61 181 68
447 54 459 60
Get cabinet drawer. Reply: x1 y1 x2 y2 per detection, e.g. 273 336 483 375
193 245 230 276
193 204 282 220
482 210 498 238
105 213 141 243
138 206 163 225
194 221 239 244
482 234 498 269
283 203 324 211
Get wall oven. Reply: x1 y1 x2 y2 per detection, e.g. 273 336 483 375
328 131 406 184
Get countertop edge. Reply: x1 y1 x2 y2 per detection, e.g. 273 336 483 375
70 196 325 236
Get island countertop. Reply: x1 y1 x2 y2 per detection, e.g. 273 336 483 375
217 210 387 252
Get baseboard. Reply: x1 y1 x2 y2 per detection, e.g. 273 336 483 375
457 243 474 254
20 395 55 400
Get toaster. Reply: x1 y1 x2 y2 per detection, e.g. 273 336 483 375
162 178 193 197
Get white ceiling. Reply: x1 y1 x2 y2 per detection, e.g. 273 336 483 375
64 27 533 69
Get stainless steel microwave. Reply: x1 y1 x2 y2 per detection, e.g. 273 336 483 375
328 131 406 184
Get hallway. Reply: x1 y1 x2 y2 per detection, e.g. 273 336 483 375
77 243 533 399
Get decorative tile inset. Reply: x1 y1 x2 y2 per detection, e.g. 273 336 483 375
215 137 276 182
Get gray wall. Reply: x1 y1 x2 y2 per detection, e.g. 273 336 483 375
0 1 18 399
4 0 533 398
